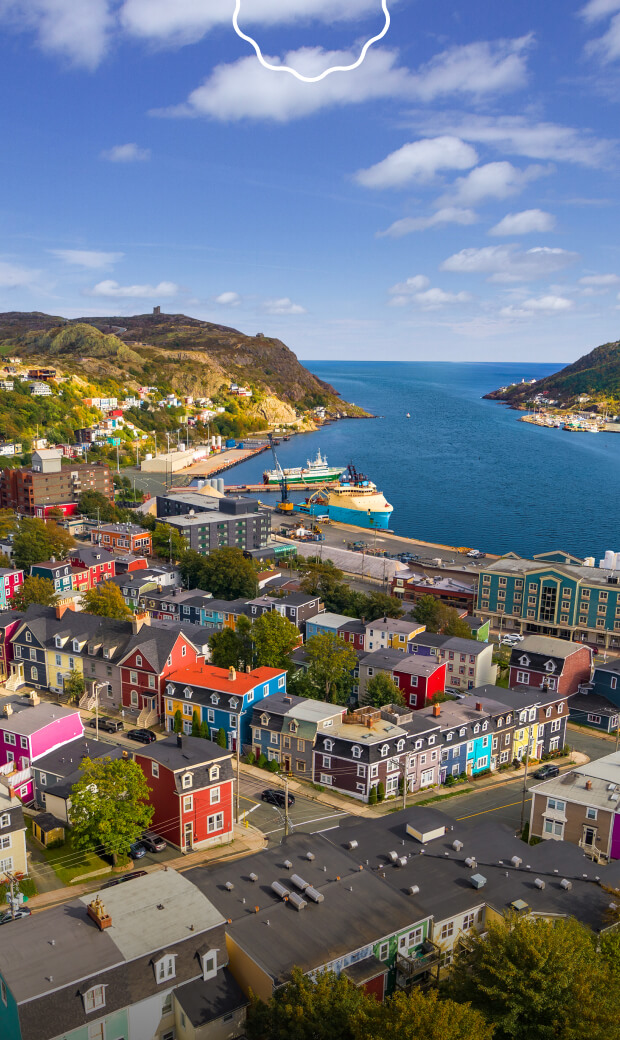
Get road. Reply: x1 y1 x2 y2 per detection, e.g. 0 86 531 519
238 771 351 844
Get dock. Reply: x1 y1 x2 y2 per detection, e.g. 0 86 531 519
225 482 327 493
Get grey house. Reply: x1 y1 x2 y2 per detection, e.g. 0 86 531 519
250 692 345 776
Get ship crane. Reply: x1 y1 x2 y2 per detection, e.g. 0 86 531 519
267 433 294 514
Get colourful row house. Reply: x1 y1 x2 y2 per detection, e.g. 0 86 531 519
0 568 23 609
199 598 251 632
164 663 287 750
0 694 83 802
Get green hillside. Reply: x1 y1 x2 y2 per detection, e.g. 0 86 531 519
484 338 620 407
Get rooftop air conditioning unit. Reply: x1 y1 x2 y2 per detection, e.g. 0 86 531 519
534 878 545 890
511 856 522 868
409 884 420 896
271 882 290 901
304 886 324 904
453 840 464 852
470 873 487 889
289 892 307 911
387 851 399 863
465 856 477 869
560 879 572 891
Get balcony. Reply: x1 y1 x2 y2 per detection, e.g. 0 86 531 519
395 941 441 989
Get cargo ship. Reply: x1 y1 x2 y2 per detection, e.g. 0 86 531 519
303 463 393 530
263 449 344 485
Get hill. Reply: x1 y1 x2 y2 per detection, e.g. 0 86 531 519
484 338 620 408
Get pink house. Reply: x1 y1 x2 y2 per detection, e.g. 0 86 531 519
0 698 83 802
0 568 24 607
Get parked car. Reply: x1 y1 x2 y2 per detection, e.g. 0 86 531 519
533 764 560 780
86 717 124 733
129 841 146 860
141 832 167 853
0 906 31 925
102 870 147 889
261 788 295 808
126 728 157 744
467 549 483 558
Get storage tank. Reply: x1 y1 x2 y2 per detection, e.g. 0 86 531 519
216 435 222 449
217 478 225 494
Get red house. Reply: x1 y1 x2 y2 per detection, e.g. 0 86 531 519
509 635 592 696
0 568 24 604
69 546 116 588
135 734 234 851
338 619 366 651
392 656 447 710
119 623 201 720
0 610 25 682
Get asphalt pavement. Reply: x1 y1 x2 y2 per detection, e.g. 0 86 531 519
237 771 351 844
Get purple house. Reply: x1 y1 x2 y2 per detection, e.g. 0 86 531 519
0 696 83 802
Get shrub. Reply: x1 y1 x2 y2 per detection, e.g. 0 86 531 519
368 785 378 805
377 781 385 802
444 773 457 786
521 820 530 843
257 753 267 769
267 759 280 773
245 751 256 766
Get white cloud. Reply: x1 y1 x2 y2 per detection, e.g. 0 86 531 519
500 294 575 317
439 161 551 206
441 244 579 282
0 260 41 288
387 275 470 309
355 137 478 190
0 0 113 68
263 297 306 315
581 0 620 61
412 288 473 309
388 275 430 296
581 0 620 19
489 209 556 236
49 249 124 269
580 273 620 284
378 207 478 237
85 279 179 298
101 143 151 163
214 291 242 306
154 36 531 123
406 113 613 168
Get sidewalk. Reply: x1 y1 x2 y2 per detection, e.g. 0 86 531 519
22 823 266 913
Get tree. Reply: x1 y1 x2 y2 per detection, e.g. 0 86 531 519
236 613 254 669
362 989 493 1040
152 523 186 563
365 671 405 708
209 627 246 670
368 784 378 805
13 575 58 610
439 605 472 639
305 632 358 703
78 490 118 523
191 710 200 737
199 546 258 600
199 720 209 740
12 517 75 570
0 509 16 541
216 727 227 748
173 708 183 733
247 967 371 1040
411 594 443 633
63 669 85 704
83 582 132 619
252 611 299 669
364 591 404 621
447 913 620 1040
70 757 154 866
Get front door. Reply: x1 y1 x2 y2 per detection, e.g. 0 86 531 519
283 755 291 772
184 822 193 852
583 826 596 847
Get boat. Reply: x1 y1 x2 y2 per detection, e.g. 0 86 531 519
263 449 345 485
304 463 393 530
406 412 411 418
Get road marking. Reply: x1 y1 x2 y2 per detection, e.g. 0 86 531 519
239 803 262 821
456 797 531 821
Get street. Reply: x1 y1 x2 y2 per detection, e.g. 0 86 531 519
238 771 351 844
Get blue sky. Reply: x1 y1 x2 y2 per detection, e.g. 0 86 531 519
1 1 620 363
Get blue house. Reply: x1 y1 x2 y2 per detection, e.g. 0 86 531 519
305 612 351 640
164 663 287 750
30 560 73 594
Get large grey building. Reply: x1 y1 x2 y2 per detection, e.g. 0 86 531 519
156 492 271 556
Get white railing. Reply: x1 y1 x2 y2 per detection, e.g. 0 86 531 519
0 765 32 789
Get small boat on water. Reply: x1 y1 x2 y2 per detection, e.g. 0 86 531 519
406 412 411 418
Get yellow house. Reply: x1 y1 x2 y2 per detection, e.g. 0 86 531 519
0 789 28 877
365 618 426 651
512 718 539 762
46 632 85 695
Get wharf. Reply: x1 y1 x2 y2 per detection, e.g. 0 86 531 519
179 444 269 478
226 481 327 493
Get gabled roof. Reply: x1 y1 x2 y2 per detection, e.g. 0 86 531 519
166 663 284 696
137 735 232 772
511 635 588 662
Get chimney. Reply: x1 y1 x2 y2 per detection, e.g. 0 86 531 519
229 666 236 682
55 602 75 620
475 702 483 711
177 734 183 749
585 779 593 790
433 703 441 717
131 612 150 634
3 703 13 717
87 896 112 931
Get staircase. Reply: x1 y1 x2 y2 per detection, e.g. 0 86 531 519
79 691 98 711
4 672 25 692
137 705 158 729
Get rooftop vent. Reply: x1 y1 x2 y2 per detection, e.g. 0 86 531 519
271 881 290 901
585 779 593 791
452 840 464 852
387 851 399 863
289 892 307 911
348 840 359 850
511 855 522 869
396 856 408 868
560 879 572 891
534 878 546 890
409 884 420 896
283 860 292 870
305 886 324 903
465 856 477 869
225 882 234 892
290 874 309 891
306 852 315 862
249 872 258 883
470 873 487 889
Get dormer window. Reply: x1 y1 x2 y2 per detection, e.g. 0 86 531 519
506 714 512 724
289 719 298 732
459 728 466 737
209 765 220 781
82 984 106 1013
473 724 480 734
55 636 62 648
498 717 503 727
447 732 453 741
73 639 80 652
482 721 488 731
155 954 176 984
182 772 192 789
380 744 389 757
103 649 110 659
230 698 239 710
202 949 218 981
260 713 269 726
184 686 192 699
324 739 334 752
397 739 405 752
352 746 361 758
519 655 530 667
136 655 142 667
166 683 174 695
544 660 556 673
211 694 219 705
428 735 435 745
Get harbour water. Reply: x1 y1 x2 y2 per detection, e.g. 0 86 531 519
226 361 617 560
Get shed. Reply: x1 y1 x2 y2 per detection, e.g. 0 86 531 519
31 812 66 847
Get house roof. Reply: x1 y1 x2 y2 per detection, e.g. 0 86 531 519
305 611 350 628
0 702 80 737
512 635 587 661
33 736 115 778
531 754 620 810
97 523 149 535
137 735 232 772
69 547 116 567
360 649 406 670
166 664 284 696
484 555 620 589
594 659 620 677
174 968 248 1027
568 692 618 718
408 632 448 649
392 656 445 677
365 617 422 634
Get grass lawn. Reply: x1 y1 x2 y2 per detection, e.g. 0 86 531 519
26 820 119 886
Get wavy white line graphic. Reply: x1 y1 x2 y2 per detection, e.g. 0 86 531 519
232 1 391 82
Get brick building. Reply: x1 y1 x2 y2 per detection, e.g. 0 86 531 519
0 449 112 516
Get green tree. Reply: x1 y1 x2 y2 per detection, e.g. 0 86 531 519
411 594 443 632
216 727 227 748
447 913 620 1040
362 989 494 1040
0 509 16 541
363 591 404 621
252 611 299 669
191 710 200 737
368 784 378 805
82 582 132 619
70 757 154 866
13 575 58 610
236 613 254 669
439 605 472 639
13 517 75 570
199 720 209 740
78 490 118 523
305 632 358 703
63 669 85 704
365 671 405 708
247 967 372 1040
199 546 258 600
209 627 246 670
376 780 385 801
173 708 183 734
152 523 186 563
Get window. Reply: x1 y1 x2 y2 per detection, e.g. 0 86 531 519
207 812 224 833
83 984 106 1012
155 955 176 983
202 949 217 980
516 670 530 684
320 773 333 785
586 807 598 820
440 921 454 940
380 744 389 757
135 655 142 667
183 795 193 812
0 835 11 850
55 654 61 667
357 763 366 777
463 912 475 930
544 819 564 837
182 772 192 789
4 733 15 746
210 786 221 804
547 798 565 811
130 671 138 685
587 714 602 725
378 942 389 961
557 702 564 713
152 762 159 778
322 755 332 768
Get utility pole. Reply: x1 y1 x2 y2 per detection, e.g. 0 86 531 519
95 683 100 743
235 712 241 824
116 441 120 475
4 870 18 919
519 722 531 834
615 719 620 754
284 776 290 837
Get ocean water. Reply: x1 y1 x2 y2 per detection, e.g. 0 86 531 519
227 361 616 560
